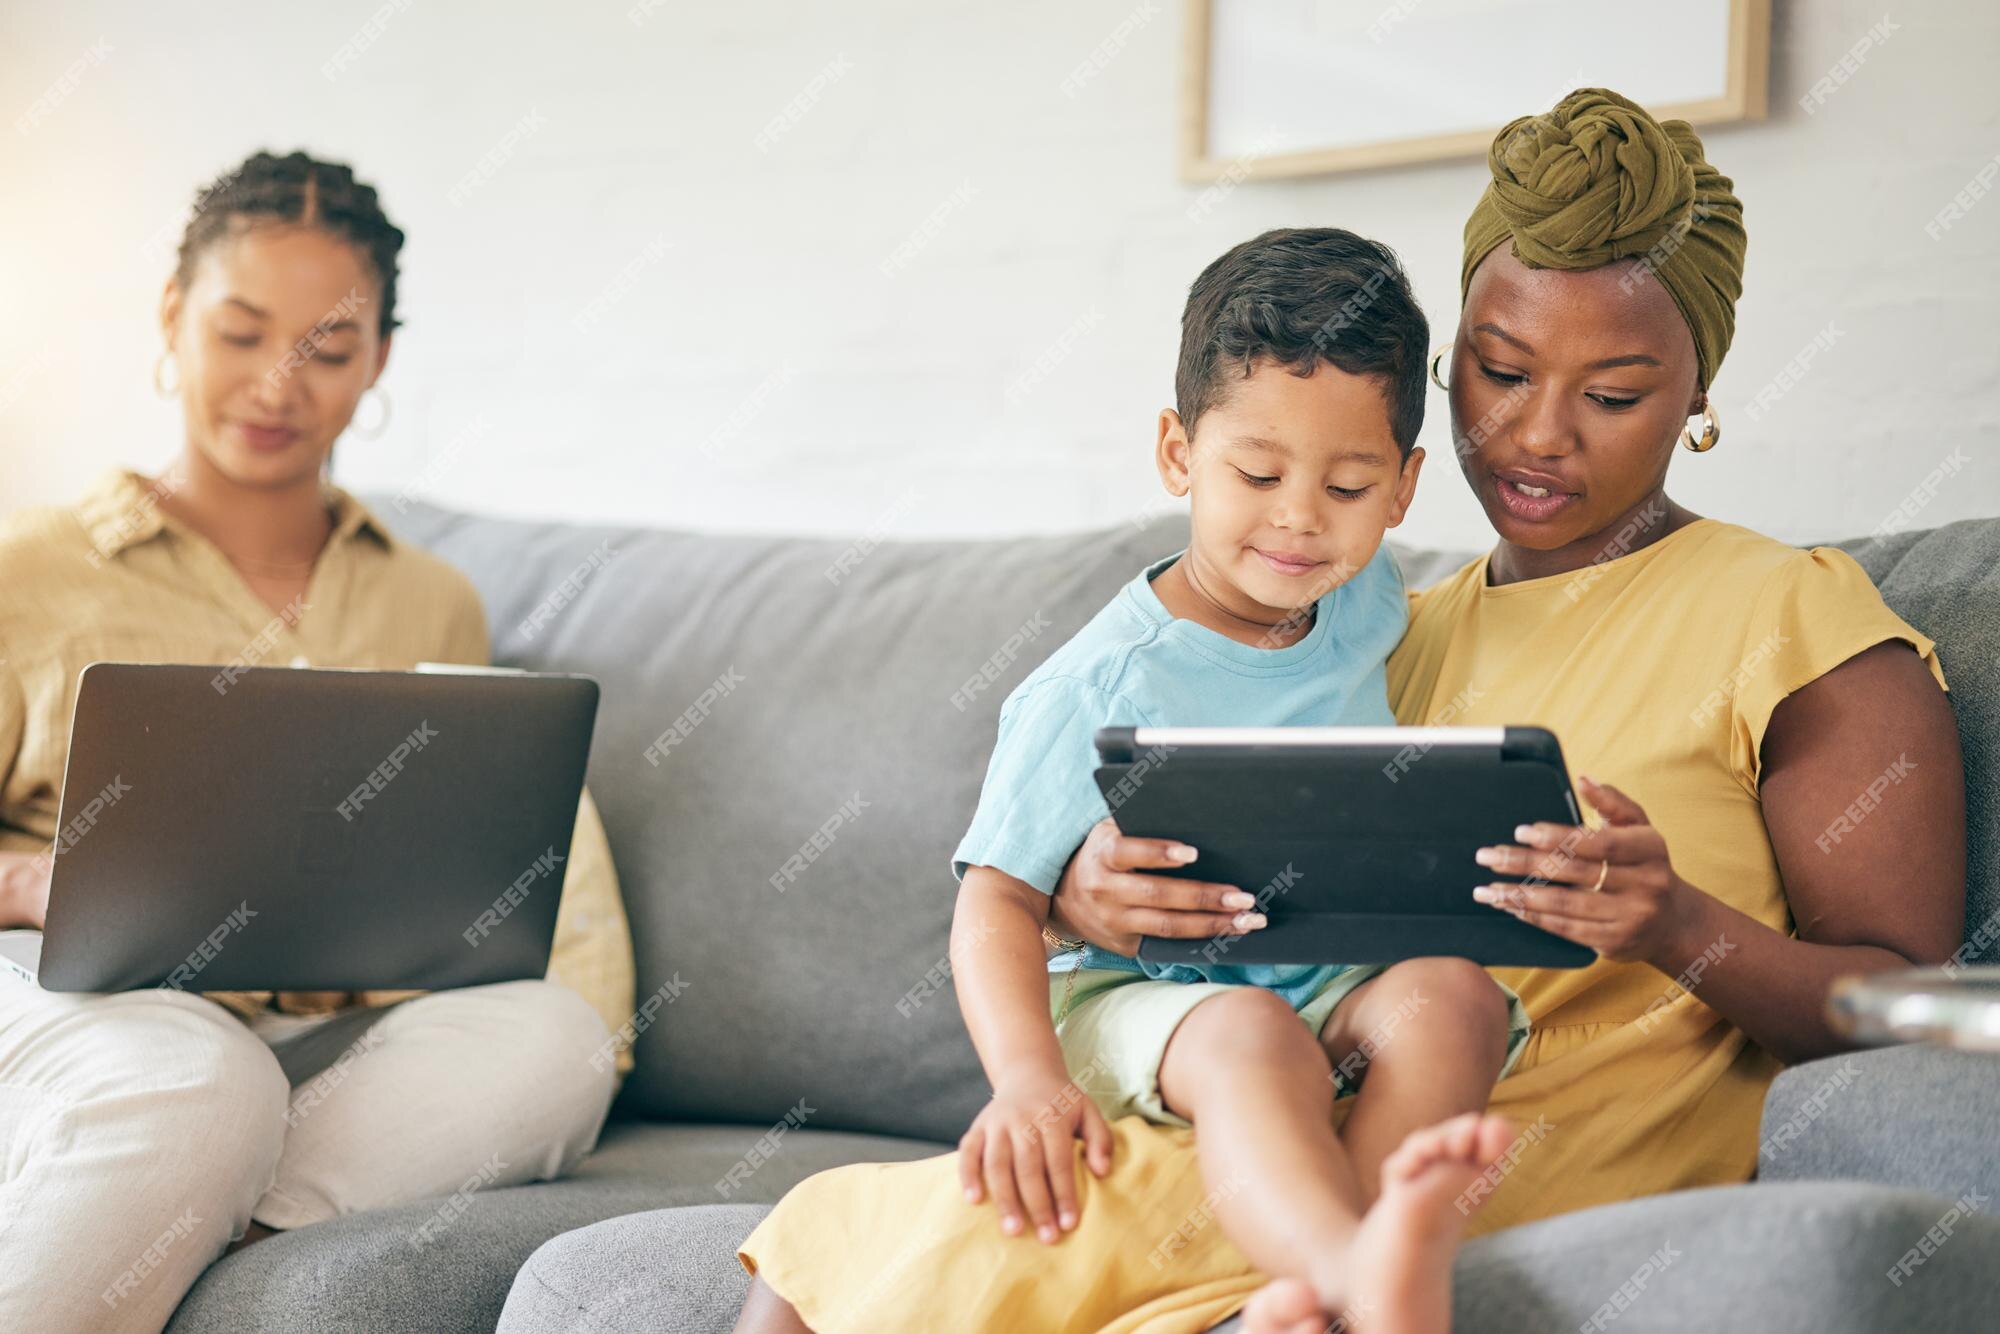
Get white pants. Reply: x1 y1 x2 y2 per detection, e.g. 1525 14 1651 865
0 977 616 1334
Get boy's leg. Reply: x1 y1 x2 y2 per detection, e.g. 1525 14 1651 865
1240 1112 1517 1334
1159 981 1516 1334
1316 958 1513 1200
1157 986 1370 1290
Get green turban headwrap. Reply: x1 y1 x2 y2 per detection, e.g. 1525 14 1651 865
1460 87 1746 387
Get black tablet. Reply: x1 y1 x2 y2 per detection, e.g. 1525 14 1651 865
1093 725 1595 969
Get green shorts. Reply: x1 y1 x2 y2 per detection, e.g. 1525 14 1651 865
1050 965 1532 1128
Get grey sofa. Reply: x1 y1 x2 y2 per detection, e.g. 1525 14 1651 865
167 507 2000 1333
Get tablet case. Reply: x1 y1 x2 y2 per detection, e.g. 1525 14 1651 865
1093 725 1596 969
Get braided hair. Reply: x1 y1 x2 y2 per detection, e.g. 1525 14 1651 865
173 150 405 338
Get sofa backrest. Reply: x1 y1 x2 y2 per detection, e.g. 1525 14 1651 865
380 501 1997 1141
383 502 1195 1140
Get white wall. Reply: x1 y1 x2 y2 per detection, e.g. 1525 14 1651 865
3 0 1996 551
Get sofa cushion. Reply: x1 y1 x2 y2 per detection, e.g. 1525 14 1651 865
166 1122 943 1334
1759 1043 2000 1201
498 1204 766 1334
496 1181 2000 1334
1381 1180 1996 1334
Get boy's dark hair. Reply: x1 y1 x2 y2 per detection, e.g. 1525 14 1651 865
1175 227 1428 454
173 150 405 339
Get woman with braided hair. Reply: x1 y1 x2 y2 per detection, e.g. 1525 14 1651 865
721 89 1963 1334
0 151 636 1333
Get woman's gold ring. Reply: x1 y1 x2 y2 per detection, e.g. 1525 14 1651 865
1591 860 1610 892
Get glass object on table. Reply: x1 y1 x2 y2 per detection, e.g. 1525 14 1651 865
1827 965 2000 1051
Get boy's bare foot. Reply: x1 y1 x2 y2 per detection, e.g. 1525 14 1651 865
1242 1112 1514 1334
1238 1276 1328 1334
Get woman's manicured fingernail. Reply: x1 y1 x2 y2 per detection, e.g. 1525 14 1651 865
1232 912 1267 930
1060 1210 1077 1229
1474 847 1501 867
1514 825 1539 843
1169 845 1199 863
1039 1224 1057 1243
1001 1215 1021 1234
1472 886 1498 904
965 1187 980 1201
1223 891 1256 909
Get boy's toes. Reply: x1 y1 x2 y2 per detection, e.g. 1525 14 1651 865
1242 1277 1331 1334
1383 1111 1474 1181
1444 1110 1483 1160
1380 1111 1516 1190
1471 1113 1516 1165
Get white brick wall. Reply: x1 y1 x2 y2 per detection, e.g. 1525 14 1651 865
2 0 1994 549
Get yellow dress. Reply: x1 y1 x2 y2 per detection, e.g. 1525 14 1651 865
739 518 1948 1333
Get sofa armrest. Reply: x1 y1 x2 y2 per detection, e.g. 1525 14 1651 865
1759 1043 2000 1201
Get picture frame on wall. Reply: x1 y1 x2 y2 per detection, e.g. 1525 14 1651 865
1180 0 1770 182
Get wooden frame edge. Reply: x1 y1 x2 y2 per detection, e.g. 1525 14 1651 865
1180 0 1772 184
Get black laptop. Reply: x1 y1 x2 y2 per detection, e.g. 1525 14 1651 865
32 663 599 993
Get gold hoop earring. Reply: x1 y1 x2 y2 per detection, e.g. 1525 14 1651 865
153 351 180 398
1681 402 1720 452
350 387 391 441
1428 343 1453 391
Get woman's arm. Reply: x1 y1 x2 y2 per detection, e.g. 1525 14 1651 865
1486 641 1965 1065
1664 640 1964 1060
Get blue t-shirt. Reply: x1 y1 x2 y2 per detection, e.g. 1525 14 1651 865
951 543 1409 1008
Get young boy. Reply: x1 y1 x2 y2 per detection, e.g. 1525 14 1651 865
949 229 1530 1334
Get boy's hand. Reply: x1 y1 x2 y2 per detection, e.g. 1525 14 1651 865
1050 817 1264 955
958 1067 1114 1242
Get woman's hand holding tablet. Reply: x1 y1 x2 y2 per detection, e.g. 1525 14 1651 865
1471 773 1694 963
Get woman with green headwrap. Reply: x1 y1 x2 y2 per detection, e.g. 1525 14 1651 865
718 88 1964 1334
